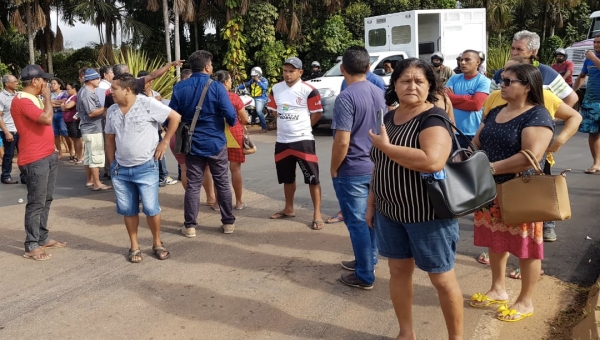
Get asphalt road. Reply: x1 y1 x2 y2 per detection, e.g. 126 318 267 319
1 124 598 286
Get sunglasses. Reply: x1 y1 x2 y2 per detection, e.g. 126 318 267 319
502 78 528 87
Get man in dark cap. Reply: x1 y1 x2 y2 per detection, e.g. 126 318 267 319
11 65 67 261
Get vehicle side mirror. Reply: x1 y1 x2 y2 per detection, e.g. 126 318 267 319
373 69 385 76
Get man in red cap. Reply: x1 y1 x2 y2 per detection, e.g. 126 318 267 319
11 65 67 261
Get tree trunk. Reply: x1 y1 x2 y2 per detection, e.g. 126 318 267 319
26 2 35 65
174 1 181 79
43 1 53 73
105 20 115 64
541 2 548 55
162 0 172 63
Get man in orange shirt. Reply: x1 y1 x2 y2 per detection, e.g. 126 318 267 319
11 65 67 261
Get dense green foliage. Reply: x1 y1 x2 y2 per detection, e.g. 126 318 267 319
1 0 599 80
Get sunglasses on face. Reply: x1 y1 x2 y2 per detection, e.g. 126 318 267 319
501 78 528 87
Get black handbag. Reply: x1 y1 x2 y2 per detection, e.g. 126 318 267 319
174 79 213 155
420 114 497 219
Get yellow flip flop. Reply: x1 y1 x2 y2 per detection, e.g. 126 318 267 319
496 304 534 322
469 293 508 308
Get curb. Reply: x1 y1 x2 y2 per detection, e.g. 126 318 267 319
572 278 600 340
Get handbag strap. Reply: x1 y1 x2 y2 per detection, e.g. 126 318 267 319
519 149 543 174
189 79 213 135
420 113 477 151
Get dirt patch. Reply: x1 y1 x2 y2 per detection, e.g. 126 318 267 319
545 283 590 340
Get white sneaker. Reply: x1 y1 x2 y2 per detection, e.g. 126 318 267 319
181 226 196 238
165 177 178 185
222 224 235 234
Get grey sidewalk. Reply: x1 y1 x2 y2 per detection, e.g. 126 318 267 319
0 185 570 340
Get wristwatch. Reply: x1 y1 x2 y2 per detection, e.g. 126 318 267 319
489 163 496 175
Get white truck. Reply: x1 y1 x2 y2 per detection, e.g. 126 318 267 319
565 11 600 93
309 8 487 125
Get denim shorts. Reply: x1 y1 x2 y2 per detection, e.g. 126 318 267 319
374 212 459 273
111 159 161 217
52 112 68 137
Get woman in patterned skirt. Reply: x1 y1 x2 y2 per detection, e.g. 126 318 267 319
212 70 249 210
470 64 554 322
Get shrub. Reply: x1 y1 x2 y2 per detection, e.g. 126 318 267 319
487 44 511 76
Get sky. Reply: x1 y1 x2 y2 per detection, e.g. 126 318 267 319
51 10 216 50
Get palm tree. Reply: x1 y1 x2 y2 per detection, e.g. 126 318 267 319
146 0 171 63
6 0 45 65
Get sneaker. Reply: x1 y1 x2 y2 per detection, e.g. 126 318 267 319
181 226 196 238
340 272 373 290
165 176 178 185
341 260 355 271
543 227 557 242
222 224 235 234
159 180 166 187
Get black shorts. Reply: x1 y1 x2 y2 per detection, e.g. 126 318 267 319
274 140 319 185
66 121 82 138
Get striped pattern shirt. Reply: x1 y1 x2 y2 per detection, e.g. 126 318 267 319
370 107 448 223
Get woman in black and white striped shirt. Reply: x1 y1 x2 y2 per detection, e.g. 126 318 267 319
367 58 464 340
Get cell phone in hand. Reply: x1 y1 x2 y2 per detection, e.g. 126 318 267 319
375 109 384 135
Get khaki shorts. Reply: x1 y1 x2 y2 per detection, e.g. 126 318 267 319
83 133 105 168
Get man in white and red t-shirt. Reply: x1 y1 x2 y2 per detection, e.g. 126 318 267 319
11 65 67 261
266 57 325 229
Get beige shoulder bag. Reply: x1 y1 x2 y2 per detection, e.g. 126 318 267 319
497 149 571 225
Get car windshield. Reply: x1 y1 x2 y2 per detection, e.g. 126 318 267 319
323 56 380 77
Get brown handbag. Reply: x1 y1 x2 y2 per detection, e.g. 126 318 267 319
497 149 571 225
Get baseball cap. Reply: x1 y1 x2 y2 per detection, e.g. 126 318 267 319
283 57 302 69
84 68 100 82
20 65 53 81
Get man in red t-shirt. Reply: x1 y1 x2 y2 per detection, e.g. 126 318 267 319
11 65 66 261
552 48 575 86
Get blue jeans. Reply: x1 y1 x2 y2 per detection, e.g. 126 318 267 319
0 131 23 181
332 174 377 284
111 159 161 217
254 98 267 130
52 112 68 137
157 130 168 181
21 153 59 252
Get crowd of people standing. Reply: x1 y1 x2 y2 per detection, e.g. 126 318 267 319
1 27 593 340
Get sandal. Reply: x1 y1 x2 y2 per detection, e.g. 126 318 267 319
92 185 112 191
69 156 75 163
312 220 325 230
128 249 142 263
477 252 490 265
74 158 83 164
152 244 170 260
270 210 296 219
496 304 534 322
509 268 545 280
469 292 508 308
326 212 344 224
23 250 52 261
41 239 67 249
585 167 600 174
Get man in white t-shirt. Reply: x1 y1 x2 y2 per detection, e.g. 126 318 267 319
266 57 325 229
105 73 181 263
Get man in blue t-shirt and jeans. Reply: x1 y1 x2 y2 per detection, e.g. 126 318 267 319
331 46 387 290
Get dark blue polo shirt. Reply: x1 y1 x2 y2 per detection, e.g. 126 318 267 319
169 72 237 157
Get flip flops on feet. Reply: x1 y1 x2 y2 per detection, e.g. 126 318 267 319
41 240 67 249
469 292 508 308
312 220 325 230
585 167 600 174
326 212 344 224
477 252 490 265
270 211 296 219
92 185 112 191
496 304 534 322
509 268 545 279
23 250 52 261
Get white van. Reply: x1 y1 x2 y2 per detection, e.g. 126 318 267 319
310 8 487 125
